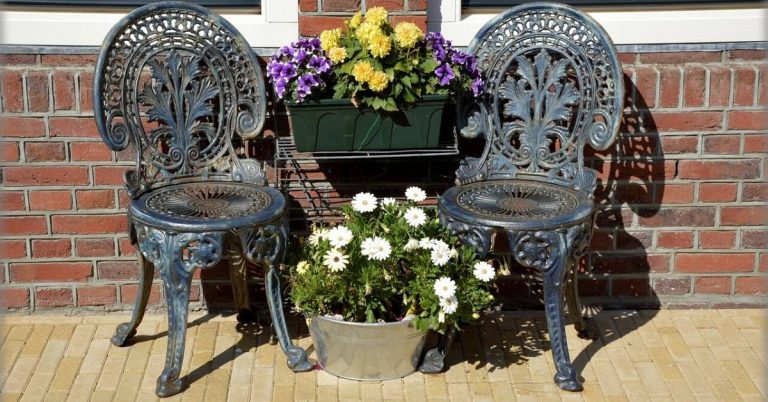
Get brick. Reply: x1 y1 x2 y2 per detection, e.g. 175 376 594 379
24 142 66 162
0 216 47 236
760 253 768 273
120 283 161 305
592 254 670 274
742 230 767 249
675 253 755 273
94 166 130 185
51 215 127 234
118 238 136 257
735 277 768 295
657 231 693 249
703 135 740 154
70 142 112 161
0 117 46 137
77 286 117 306
699 231 736 249
728 111 767 130
699 182 737 203
27 71 50 112
0 288 30 309
634 68 657 108
0 142 20 162
299 0 317 11
695 276 731 295
29 190 72 211
118 191 131 208
408 0 426 10
10 262 92 282
0 54 36 65
655 183 694 204
654 277 690 295
589 230 613 250
0 240 26 259
1 71 24 112
683 67 705 107
31 239 72 258
389 15 427 31
677 160 760 180
97 261 142 280
721 206 768 226
638 207 715 227
639 51 721 64
733 68 756 106
40 54 98 66
612 278 650 297
79 72 94 112
744 134 768 153
759 65 768 106
616 230 652 250
323 0 360 11
49 117 100 137
652 111 722 132
75 190 114 210
660 136 698 154
52 71 75 111
298 16 347 36
36 288 74 307
4 167 89 186
658 68 680 108
0 191 25 211
727 49 767 60
742 183 768 202
708 67 731 107
75 238 115 257
367 0 403 10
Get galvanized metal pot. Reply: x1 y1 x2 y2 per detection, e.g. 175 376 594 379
308 315 428 380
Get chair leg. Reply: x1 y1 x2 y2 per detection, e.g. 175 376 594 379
542 250 582 392
265 263 313 372
418 326 457 374
565 263 597 340
226 233 255 323
156 255 194 398
111 251 154 347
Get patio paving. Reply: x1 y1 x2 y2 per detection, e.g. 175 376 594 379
0 309 765 401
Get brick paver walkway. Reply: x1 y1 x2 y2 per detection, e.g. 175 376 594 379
0 309 765 401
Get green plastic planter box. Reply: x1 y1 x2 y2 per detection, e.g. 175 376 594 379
286 94 451 152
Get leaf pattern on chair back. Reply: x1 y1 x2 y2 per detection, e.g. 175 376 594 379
456 3 623 194
93 2 268 198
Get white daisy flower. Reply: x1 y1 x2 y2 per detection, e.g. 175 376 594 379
431 239 449 250
405 186 427 202
361 236 392 261
351 192 377 213
418 237 435 249
430 243 452 266
322 249 349 272
326 225 353 248
379 197 397 207
440 295 458 315
403 238 420 251
473 261 495 282
433 276 456 299
308 227 329 246
296 261 310 274
438 311 446 323
404 207 427 228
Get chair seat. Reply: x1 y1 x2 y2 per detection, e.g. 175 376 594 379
130 181 286 231
439 180 593 231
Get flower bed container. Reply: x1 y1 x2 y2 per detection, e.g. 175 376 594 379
287 95 451 152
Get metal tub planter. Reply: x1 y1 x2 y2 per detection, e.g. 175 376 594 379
308 316 428 380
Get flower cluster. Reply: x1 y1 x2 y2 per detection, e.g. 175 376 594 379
267 38 332 102
286 187 496 332
268 7 484 111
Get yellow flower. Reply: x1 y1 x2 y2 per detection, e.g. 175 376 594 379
349 12 362 29
320 28 341 51
296 261 310 274
352 61 375 83
364 6 388 26
368 34 391 58
367 71 389 92
355 21 381 46
394 22 423 48
328 47 347 63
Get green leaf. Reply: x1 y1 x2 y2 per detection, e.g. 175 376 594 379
420 58 438 73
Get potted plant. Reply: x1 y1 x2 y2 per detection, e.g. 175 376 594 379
267 7 483 152
285 187 496 380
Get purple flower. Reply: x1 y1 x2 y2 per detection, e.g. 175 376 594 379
308 55 331 74
451 51 470 66
279 63 298 80
471 77 484 96
274 78 288 99
279 45 294 58
308 38 321 50
435 63 455 86
293 48 308 64
296 73 319 99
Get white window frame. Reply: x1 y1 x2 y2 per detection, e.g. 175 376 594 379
429 1 766 46
0 0 297 47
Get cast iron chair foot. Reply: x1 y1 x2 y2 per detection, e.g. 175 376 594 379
555 369 583 392
286 346 314 372
156 370 183 398
111 323 138 347
418 327 457 374
575 317 598 340
111 252 153 347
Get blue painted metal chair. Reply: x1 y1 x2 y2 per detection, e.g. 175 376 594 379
436 3 624 391
93 2 312 397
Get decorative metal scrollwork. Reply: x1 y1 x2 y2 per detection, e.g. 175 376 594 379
176 233 224 270
93 2 267 197
456 181 579 219
512 231 561 272
145 183 271 220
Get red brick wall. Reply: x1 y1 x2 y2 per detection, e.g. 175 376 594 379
1 47 766 311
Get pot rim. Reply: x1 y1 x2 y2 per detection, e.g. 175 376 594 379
309 314 421 328
286 93 450 108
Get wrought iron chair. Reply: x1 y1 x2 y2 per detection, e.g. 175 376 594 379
438 3 624 391
93 2 312 397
